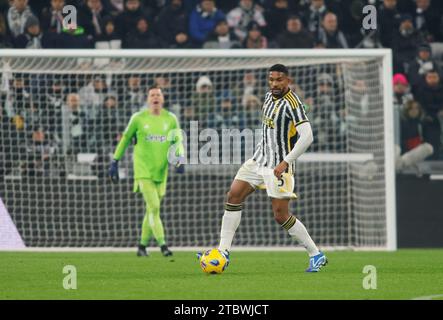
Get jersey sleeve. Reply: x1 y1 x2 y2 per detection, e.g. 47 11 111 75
286 94 309 127
113 113 138 160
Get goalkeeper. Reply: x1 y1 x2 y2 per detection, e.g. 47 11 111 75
108 86 184 257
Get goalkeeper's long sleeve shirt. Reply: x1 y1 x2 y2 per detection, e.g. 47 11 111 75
113 108 184 183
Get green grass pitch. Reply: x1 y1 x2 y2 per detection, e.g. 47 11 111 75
1 249 443 300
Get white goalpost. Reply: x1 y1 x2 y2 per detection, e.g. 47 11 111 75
0 49 396 251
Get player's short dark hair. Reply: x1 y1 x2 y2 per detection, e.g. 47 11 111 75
269 64 289 75
147 85 162 92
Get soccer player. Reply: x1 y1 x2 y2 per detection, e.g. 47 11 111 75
218 64 327 272
108 86 184 257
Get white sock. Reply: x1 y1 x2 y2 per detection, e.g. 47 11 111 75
286 217 320 257
219 206 242 252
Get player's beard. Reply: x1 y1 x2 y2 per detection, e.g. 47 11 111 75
271 87 288 98
271 88 282 97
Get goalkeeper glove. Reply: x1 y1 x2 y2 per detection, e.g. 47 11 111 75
175 156 185 174
108 159 119 183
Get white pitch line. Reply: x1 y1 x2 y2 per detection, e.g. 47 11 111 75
411 294 443 300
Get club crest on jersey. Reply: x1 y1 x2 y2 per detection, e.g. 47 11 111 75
262 116 275 129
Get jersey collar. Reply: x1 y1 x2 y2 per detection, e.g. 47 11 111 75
272 88 291 101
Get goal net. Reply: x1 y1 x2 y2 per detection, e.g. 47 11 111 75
0 49 396 250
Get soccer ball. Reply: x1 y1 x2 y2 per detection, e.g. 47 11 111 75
199 248 228 274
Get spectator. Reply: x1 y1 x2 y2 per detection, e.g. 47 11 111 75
393 74 414 110
40 0 65 34
227 0 266 42
95 95 125 149
154 0 188 47
391 14 424 73
232 71 264 109
10 112 28 164
414 0 442 42
94 16 122 49
300 0 329 42
242 94 261 129
393 73 414 146
78 75 117 123
315 73 340 111
191 75 216 127
24 127 54 177
169 30 194 48
123 16 162 48
416 70 443 159
203 19 241 49
181 105 195 132
120 74 145 118
61 93 87 156
243 21 269 48
81 0 112 40
209 90 242 129
338 0 365 47
276 15 314 48
41 76 66 145
115 0 153 39
0 104 15 176
377 0 402 48
107 0 126 15
400 100 426 154
4 74 39 130
310 73 344 151
318 12 348 49
94 95 127 177
6 0 34 38
407 43 442 94
188 0 225 46
13 15 49 48
0 12 13 48
348 79 370 118
26 0 48 18
264 0 292 39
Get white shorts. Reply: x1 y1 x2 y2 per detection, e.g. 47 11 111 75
234 159 297 200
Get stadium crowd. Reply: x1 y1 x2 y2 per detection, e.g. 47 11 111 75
1 0 443 178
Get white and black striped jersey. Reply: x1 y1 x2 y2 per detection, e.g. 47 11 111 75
252 90 309 171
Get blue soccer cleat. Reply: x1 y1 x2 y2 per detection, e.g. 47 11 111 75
220 250 230 268
305 251 328 272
